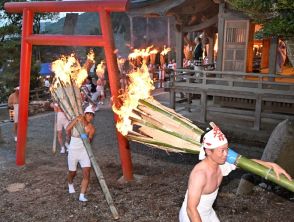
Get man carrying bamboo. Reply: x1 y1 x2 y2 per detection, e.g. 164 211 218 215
8 86 19 142
179 123 292 222
66 105 96 202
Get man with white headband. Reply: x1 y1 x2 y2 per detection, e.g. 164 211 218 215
66 105 96 202
179 122 291 222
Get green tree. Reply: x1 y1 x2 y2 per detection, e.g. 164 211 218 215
0 0 59 102
227 0 294 37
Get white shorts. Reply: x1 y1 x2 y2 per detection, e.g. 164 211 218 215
57 112 69 131
13 104 19 123
91 90 104 101
68 137 91 171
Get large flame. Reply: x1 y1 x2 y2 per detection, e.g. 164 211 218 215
160 45 171 56
113 63 154 135
51 51 94 89
113 45 172 135
96 60 106 79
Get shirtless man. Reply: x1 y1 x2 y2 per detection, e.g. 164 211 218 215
50 103 70 153
179 123 292 222
8 86 19 142
66 105 96 202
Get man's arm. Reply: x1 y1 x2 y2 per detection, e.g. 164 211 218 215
66 115 83 135
252 159 292 181
186 170 206 222
7 94 13 108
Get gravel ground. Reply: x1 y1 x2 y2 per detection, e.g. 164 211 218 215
0 108 293 222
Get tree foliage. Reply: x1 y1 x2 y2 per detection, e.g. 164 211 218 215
227 0 294 37
0 0 59 102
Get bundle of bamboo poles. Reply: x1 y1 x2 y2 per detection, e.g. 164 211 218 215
113 59 294 192
50 53 119 219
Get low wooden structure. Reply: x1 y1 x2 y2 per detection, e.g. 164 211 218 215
170 69 294 130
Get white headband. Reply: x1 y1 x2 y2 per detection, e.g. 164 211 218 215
199 123 228 160
84 105 95 114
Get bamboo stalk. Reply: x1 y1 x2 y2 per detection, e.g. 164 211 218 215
132 117 201 147
236 155 294 192
127 134 198 154
74 123 119 219
137 105 201 141
69 76 83 114
65 81 119 219
138 99 203 134
81 87 97 106
52 78 119 219
52 111 57 154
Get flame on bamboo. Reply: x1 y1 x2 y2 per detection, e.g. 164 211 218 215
50 52 119 219
112 47 203 154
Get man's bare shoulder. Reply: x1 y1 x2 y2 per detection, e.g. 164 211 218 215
189 163 207 182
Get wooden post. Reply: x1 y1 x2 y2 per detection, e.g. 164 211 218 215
216 3 225 71
100 10 134 181
200 91 207 123
129 15 134 48
146 17 149 46
246 23 255 72
208 36 214 64
269 37 278 78
175 27 183 68
16 9 33 166
169 70 176 109
254 95 262 130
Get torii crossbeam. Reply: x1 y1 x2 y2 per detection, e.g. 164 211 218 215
4 0 133 181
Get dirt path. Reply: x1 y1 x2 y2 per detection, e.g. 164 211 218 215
0 109 293 222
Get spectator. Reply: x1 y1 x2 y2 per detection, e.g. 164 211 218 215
276 40 287 73
8 86 19 142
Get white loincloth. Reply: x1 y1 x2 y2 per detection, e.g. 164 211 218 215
13 104 19 123
179 162 236 222
68 137 90 171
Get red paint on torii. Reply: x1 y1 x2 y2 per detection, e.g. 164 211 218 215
4 0 133 181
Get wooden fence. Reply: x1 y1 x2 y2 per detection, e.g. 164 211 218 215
169 69 294 130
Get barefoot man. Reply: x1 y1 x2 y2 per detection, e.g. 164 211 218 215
179 123 292 222
66 105 96 202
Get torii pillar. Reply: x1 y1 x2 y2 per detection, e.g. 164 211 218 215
5 0 133 181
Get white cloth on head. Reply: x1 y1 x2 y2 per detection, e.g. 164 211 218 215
199 125 228 160
84 105 95 114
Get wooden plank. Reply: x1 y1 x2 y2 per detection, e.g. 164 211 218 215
261 113 294 120
269 37 278 75
200 91 207 123
175 29 183 69
216 3 225 71
170 89 175 109
206 106 255 116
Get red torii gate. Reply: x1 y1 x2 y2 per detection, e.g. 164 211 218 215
4 0 133 181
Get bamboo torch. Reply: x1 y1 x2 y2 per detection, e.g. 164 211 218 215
112 50 294 192
50 53 119 219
